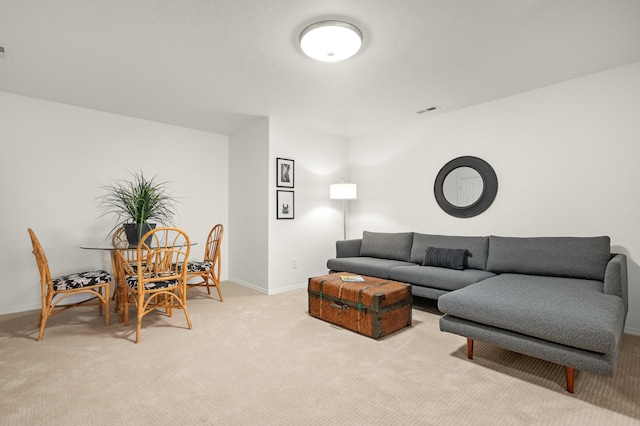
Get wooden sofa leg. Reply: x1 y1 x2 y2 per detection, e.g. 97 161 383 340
566 367 575 393
464 338 575 392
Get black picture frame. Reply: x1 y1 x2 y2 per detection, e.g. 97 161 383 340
276 190 294 219
276 158 294 188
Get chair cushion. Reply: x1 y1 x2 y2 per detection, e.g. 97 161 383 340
52 270 111 291
187 261 213 272
125 274 179 290
120 262 140 274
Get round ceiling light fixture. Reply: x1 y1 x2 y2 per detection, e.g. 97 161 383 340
299 20 363 62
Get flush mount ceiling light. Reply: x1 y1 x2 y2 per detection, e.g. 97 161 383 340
299 20 363 62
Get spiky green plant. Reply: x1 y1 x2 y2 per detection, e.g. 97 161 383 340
98 171 178 237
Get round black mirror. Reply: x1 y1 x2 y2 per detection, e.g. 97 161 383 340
434 156 498 218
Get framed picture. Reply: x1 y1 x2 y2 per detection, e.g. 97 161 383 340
276 190 294 219
276 158 294 188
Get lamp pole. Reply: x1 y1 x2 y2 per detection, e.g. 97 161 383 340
342 199 347 240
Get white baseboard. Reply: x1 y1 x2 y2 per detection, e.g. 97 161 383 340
0 294 106 316
227 277 268 294
226 278 306 295
0 303 39 316
7 279 640 338
225 279 640 337
267 282 307 295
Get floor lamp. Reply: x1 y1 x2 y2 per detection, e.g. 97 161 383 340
330 182 357 240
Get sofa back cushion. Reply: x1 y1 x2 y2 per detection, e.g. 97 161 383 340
410 234 489 270
486 236 611 281
360 231 414 262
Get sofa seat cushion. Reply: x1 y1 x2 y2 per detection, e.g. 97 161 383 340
327 257 414 279
438 274 625 354
389 265 495 292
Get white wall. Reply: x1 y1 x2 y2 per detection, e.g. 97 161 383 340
349 61 640 334
228 118 270 292
227 118 350 294
267 118 350 293
0 91 229 315
5 61 639 334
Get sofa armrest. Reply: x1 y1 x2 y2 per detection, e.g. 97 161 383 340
604 254 628 314
336 239 362 258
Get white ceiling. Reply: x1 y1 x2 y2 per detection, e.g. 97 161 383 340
1 0 639 137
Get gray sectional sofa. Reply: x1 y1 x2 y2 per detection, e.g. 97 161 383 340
327 231 628 393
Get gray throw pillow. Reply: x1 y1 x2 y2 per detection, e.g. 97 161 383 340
423 247 468 270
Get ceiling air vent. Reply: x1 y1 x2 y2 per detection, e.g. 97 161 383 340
416 105 440 114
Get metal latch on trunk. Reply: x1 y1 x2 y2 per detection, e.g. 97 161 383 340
329 301 349 310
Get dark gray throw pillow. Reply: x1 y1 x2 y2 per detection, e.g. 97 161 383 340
423 247 468 270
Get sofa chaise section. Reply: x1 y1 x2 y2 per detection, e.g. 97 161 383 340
438 236 628 393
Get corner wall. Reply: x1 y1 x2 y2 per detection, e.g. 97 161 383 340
349 61 640 334
228 119 270 291
0 91 229 315
268 118 350 293
228 117 351 293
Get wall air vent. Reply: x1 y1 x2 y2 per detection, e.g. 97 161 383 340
416 105 440 114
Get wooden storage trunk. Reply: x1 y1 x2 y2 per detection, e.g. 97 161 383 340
308 274 412 339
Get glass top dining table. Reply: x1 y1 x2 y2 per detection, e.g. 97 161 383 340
80 241 197 250
80 241 196 322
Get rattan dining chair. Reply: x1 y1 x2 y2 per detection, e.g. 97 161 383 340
116 227 192 343
186 224 224 301
28 228 111 341
110 226 140 321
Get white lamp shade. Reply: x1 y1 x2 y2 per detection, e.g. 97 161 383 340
330 183 357 200
300 21 362 62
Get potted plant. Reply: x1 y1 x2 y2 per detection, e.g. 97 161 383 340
97 171 179 245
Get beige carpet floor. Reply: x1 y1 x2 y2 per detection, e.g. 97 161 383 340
1 281 639 425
